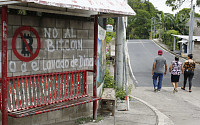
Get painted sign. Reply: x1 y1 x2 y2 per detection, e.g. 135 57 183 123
12 26 41 62
97 25 106 85
1 26 94 74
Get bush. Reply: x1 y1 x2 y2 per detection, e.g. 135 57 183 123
116 84 133 100
103 69 133 100
116 89 126 100
106 60 111 65
161 30 180 50
106 32 116 45
103 69 115 88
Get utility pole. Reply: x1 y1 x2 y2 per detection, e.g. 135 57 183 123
151 18 153 40
188 0 195 54
115 17 124 89
154 18 155 39
114 16 125 125
173 36 176 52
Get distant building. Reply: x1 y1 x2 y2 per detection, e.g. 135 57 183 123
172 34 200 62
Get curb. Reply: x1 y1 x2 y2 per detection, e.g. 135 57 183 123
152 39 187 60
152 39 177 55
126 41 138 87
130 95 174 125
152 39 200 66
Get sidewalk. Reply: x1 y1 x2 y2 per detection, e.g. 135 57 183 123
48 64 158 125
132 87 200 125
82 98 157 125
50 39 176 125
80 64 158 125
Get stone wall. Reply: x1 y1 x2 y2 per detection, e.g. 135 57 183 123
0 12 96 125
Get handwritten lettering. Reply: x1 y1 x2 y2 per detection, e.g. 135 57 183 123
3 21 7 41
9 61 16 73
21 63 27 72
46 38 82 52
7 27 92 73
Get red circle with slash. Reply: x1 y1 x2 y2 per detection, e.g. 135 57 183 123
12 26 41 62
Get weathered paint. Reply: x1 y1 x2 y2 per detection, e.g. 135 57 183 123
3 0 135 16
93 15 98 120
2 5 8 125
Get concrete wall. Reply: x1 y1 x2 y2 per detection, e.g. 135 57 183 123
193 18 200 36
4 104 93 125
193 41 200 63
0 12 99 125
0 14 94 76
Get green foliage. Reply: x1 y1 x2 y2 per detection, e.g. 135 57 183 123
116 84 133 100
107 18 115 28
103 69 133 100
177 8 190 18
166 0 200 11
116 89 126 100
106 59 111 65
106 32 116 44
127 0 158 39
127 0 191 39
155 11 189 35
127 9 151 39
195 13 200 18
177 8 200 18
197 0 200 6
103 69 115 88
166 0 185 11
161 30 180 50
128 84 133 94
171 13 189 34
197 20 200 27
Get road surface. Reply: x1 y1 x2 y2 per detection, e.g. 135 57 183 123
128 39 200 88
128 39 200 125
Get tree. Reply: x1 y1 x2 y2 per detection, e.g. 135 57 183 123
107 18 115 26
166 0 200 11
127 0 158 39
156 13 175 30
177 8 200 18
156 11 189 35
170 13 189 34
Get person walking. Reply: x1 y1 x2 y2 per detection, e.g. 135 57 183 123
169 56 184 93
152 50 167 92
181 54 195 92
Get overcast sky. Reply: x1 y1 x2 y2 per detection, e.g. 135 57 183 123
148 0 200 14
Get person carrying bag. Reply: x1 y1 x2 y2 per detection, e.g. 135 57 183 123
181 54 195 92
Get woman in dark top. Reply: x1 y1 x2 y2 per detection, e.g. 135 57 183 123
181 54 196 92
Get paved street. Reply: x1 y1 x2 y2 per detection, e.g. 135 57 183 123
128 39 200 125
128 39 200 87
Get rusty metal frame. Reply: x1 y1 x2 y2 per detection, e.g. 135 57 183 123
1 5 8 125
0 5 100 124
93 15 98 120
